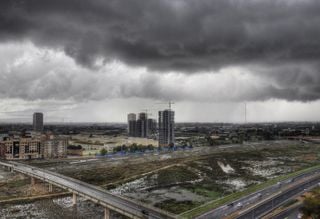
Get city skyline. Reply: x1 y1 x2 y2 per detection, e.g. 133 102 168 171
1 0 320 123
3 100 320 123
1 1 320 218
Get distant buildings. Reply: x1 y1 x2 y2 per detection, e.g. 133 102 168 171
0 134 68 160
137 112 148 138
127 108 174 146
127 113 136 137
147 118 157 136
127 112 157 138
158 109 175 147
33 112 44 132
0 137 42 160
43 135 68 159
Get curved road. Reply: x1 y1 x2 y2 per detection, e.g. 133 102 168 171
1 161 176 219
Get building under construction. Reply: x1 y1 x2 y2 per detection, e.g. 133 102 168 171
158 109 175 147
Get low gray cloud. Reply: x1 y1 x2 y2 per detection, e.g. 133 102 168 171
250 62 320 101
1 43 318 103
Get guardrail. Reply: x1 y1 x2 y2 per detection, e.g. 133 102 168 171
0 161 13 168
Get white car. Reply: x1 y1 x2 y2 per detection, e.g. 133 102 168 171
236 203 243 209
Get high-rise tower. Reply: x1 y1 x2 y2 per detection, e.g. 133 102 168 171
147 118 157 136
33 112 44 132
136 112 148 138
158 109 175 147
127 113 137 137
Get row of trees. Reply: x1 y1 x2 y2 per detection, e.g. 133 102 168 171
100 143 156 155
67 145 83 150
300 187 320 218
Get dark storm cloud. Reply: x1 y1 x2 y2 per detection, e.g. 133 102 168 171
250 62 320 101
1 0 320 102
1 0 320 70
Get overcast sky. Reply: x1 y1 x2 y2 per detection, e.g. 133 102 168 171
1 0 320 123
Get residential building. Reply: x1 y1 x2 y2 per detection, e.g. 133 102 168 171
127 113 137 137
43 135 68 158
0 137 42 160
33 112 44 132
158 109 175 147
136 112 148 138
148 118 157 136
0 142 5 158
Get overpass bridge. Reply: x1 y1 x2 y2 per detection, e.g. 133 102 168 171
0 161 176 219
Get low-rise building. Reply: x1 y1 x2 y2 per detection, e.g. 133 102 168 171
0 137 42 160
0 133 68 160
43 136 68 159
0 142 6 158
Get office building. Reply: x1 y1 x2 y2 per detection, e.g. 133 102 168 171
127 113 137 137
158 109 175 147
33 112 44 132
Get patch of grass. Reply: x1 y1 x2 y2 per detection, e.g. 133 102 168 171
155 199 201 214
193 188 221 200
7 179 28 188
180 164 320 219
157 166 198 185
184 182 226 200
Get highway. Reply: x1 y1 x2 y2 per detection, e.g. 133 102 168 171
267 203 302 219
236 173 320 219
1 161 176 219
196 168 320 219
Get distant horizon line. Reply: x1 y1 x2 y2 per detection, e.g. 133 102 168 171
0 121 320 125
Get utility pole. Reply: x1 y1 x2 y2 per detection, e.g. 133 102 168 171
244 102 247 124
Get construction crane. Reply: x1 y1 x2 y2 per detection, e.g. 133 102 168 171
140 109 153 116
156 101 175 110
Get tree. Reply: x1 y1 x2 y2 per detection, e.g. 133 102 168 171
100 148 107 156
300 188 320 218
68 145 82 150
